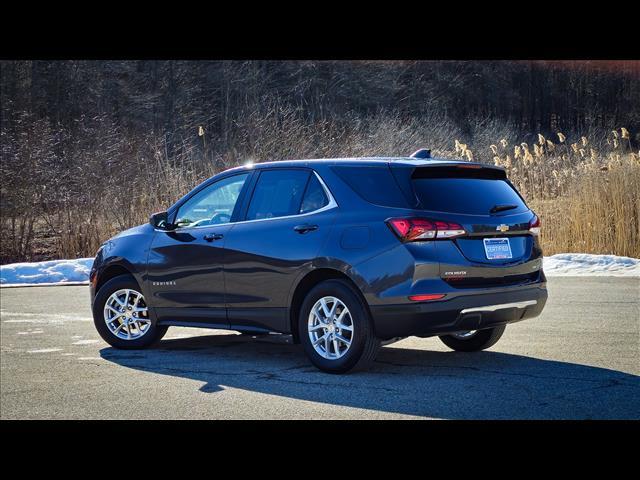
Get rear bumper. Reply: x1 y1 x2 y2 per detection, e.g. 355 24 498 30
369 284 547 339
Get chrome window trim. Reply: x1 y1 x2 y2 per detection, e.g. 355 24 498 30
157 170 338 232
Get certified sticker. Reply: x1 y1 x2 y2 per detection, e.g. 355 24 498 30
483 238 513 260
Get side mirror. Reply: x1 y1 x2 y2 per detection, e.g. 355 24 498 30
149 211 171 230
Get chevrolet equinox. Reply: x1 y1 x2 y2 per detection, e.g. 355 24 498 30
90 151 547 373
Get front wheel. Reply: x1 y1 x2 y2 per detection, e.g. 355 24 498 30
93 274 168 349
438 325 506 352
299 279 380 374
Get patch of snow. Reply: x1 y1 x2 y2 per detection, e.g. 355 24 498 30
0 258 93 286
72 339 99 345
1 281 89 287
4 319 64 324
543 254 640 277
1 254 638 287
16 329 44 335
1 312 90 323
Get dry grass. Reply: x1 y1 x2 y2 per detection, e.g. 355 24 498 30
1 114 638 262
482 129 640 257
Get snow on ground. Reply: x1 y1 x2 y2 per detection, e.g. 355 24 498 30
0 254 638 287
543 254 640 277
0 258 93 286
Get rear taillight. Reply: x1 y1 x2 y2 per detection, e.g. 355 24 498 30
529 215 541 236
387 218 466 242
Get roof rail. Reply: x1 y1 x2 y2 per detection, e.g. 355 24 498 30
410 148 431 159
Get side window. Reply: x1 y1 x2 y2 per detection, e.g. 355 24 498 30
331 166 410 208
246 169 310 221
300 173 329 214
175 173 248 228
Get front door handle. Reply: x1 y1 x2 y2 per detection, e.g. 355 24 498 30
204 233 224 242
293 224 319 234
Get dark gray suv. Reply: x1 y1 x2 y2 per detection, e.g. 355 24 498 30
90 153 547 373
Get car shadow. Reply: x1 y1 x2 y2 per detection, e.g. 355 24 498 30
99 333 640 419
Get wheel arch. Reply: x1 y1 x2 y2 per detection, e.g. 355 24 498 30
288 268 371 344
95 264 135 294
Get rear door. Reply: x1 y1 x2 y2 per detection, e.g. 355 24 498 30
223 168 337 333
395 164 543 286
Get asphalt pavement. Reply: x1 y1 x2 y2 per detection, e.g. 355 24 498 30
1 277 638 419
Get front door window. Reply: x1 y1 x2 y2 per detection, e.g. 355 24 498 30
175 173 248 228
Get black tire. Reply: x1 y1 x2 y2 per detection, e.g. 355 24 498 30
93 274 168 349
298 279 380 374
438 325 506 352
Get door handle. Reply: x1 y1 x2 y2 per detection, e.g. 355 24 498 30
293 224 319 234
204 233 224 242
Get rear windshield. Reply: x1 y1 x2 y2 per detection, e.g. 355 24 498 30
412 177 528 215
331 166 410 208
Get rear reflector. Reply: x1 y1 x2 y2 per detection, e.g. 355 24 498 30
529 215 541 236
408 294 446 301
387 218 466 242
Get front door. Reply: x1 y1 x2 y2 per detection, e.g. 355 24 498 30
146 172 250 327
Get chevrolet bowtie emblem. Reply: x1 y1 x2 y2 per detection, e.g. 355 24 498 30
497 224 509 232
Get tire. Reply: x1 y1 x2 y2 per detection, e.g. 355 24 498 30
438 325 506 352
298 279 380 374
93 274 168 349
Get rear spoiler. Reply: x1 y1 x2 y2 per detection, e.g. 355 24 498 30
388 162 507 208
411 163 507 179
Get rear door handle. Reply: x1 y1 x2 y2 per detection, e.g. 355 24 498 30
293 224 319 234
204 233 224 242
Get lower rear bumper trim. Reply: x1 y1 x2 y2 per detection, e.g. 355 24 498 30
460 300 537 314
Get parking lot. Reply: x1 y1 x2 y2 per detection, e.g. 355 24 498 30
1 277 638 419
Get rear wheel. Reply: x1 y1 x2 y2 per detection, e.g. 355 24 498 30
93 274 168 349
299 279 380 374
439 325 506 352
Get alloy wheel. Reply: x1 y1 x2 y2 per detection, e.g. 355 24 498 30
308 296 354 360
103 288 151 340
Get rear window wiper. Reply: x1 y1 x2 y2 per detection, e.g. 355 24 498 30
490 204 518 214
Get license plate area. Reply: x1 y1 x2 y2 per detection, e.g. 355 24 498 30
483 238 513 260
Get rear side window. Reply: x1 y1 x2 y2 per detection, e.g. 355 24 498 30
246 169 310 220
332 166 410 208
300 174 329 214
412 177 528 215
